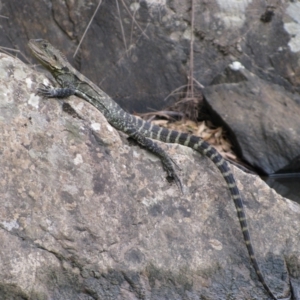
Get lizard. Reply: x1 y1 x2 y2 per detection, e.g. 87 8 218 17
28 38 280 299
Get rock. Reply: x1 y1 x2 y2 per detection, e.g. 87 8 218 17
203 64 300 175
2 1 300 113
0 52 298 299
264 176 300 203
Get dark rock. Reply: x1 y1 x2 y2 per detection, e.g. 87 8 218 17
2 0 300 114
265 175 300 203
0 48 297 300
203 63 300 175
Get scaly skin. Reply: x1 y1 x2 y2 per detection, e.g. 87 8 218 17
28 39 279 299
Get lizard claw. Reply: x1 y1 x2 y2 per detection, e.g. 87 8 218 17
36 84 55 98
174 174 184 194
167 172 183 193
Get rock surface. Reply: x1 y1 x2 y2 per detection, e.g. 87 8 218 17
203 64 300 175
0 51 298 299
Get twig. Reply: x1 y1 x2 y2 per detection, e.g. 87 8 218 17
130 3 138 46
0 46 32 64
189 0 195 99
0 47 18 58
119 0 149 41
0 46 20 52
73 0 103 58
116 0 128 52
193 77 205 89
163 84 188 102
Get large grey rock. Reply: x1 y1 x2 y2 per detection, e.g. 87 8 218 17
203 64 300 175
0 52 298 299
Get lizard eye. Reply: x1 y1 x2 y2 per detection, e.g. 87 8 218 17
53 55 58 61
42 43 47 49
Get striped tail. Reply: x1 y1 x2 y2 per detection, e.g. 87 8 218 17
134 118 277 299
190 139 278 300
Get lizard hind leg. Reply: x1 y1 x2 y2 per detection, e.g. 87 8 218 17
128 129 183 192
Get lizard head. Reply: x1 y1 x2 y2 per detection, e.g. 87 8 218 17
28 39 69 72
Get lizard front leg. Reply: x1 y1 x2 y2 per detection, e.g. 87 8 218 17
37 84 76 98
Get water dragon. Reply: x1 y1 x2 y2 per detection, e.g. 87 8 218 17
28 39 280 299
